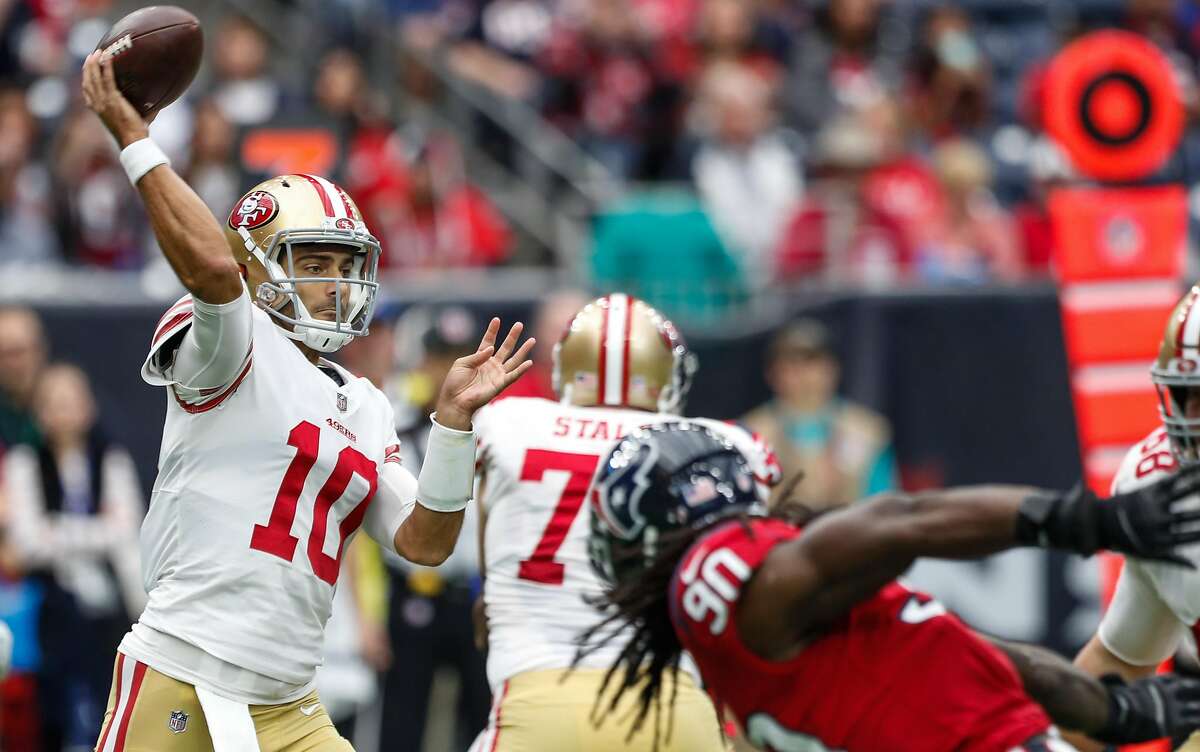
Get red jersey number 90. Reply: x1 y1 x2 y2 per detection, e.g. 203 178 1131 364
680 547 752 636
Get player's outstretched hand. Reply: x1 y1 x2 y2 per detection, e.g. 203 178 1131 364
1097 463 1200 566
80 50 152 147
1094 673 1200 744
434 318 534 431
1018 464 1200 566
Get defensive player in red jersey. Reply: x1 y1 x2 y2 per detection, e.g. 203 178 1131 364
581 422 1200 752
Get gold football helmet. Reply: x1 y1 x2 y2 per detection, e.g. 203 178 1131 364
224 174 381 353
1153 284 1200 463
553 293 697 413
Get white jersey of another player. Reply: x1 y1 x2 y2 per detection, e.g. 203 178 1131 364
119 291 410 704
475 396 779 688
1097 427 1200 667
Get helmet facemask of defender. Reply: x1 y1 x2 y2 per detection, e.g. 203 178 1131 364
1153 286 1200 465
588 421 766 589
226 175 381 353
552 294 698 414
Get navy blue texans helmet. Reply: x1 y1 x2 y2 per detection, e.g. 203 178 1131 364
588 421 766 588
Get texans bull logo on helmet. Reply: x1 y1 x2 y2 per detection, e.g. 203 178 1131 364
228 190 280 230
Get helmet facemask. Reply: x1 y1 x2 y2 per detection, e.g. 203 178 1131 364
238 224 381 353
1154 372 1200 465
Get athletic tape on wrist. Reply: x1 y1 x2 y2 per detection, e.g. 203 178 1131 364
119 138 169 185
416 413 476 513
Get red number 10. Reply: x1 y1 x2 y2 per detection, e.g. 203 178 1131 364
250 421 377 585
517 449 601 585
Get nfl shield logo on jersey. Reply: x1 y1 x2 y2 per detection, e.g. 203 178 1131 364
337 393 348 412
168 710 189 734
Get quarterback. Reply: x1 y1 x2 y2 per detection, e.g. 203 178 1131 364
81 51 533 751
468 294 781 751
1071 284 1200 752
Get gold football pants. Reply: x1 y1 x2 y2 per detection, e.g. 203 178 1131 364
94 653 352 752
470 667 729 752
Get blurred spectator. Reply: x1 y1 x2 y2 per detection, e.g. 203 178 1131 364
441 0 554 100
0 305 44 752
1124 0 1200 119
537 0 676 177
311 47 390 147
352 131 512 268
4 363 144 751
0 2 38 80
0 88 58 268
742 319 895 510
0 307 46 450
784 0 902 139
689 0 788 77
0 553 43 752
378 305 489 752
917 138 1023 283
183 98 245 217
1012 137 1073 276
776 114 911 287
858 96 945 253
1127 0 1199 61
909 6 992 143
209 16 281 128
50 107 145 268
689 61 802 287
503 287 591 400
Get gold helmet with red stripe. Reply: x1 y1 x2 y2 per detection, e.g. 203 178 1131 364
1152 284 1200 463
224 174 381 353
553 293 697 413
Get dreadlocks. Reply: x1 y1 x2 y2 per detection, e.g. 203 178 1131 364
574 495 818 750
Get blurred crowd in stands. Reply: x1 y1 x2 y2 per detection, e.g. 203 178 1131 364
0 0 514 273
4 0 1200 293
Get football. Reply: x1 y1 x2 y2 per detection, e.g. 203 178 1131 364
93 6 203 118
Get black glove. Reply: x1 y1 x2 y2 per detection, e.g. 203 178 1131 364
1015 464 1200 565
1094 673 1200 744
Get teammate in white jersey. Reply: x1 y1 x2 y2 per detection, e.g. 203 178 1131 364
81 51 533 752
1070 283 1200 752
469 293 781 751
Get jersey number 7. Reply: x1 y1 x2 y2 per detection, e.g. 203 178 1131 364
517 449 601 585
249 421 377 585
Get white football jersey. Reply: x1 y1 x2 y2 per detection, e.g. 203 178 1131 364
1099 427 1200 664
127 294 407 694
474 396 780 689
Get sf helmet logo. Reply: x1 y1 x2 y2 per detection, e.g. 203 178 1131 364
229 191 279 230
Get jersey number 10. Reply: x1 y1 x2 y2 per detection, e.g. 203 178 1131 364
249 421 377 585
518 449 601 585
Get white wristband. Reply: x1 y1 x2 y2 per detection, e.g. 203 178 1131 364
416 414 476 513
119 138 169 185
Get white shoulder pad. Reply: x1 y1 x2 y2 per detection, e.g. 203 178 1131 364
142 295 195 387
1112 428 1177 495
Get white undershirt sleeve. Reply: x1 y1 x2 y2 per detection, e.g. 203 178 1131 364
168 288 253 391
1098 560 1186 666
362 461 418 551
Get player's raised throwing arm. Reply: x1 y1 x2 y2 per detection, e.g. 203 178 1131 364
81 51 241 304
740 467 1200 652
